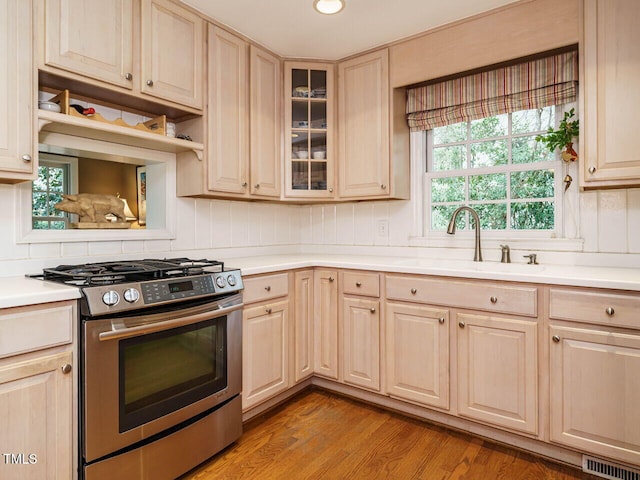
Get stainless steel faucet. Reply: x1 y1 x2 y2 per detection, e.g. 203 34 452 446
446 206 483 262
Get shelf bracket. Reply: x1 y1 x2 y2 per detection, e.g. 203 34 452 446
38 118 54 132
192 148 203 161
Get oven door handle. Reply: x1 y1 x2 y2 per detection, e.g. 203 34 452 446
98 302 243 341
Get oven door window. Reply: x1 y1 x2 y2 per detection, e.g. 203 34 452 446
119 317 227 432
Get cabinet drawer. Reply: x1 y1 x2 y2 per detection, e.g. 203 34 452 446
0 302 74 358
386 275 537 317
549 288 640 329
243 273 289 304
342 271 380 297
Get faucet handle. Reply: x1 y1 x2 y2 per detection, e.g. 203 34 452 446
500 244 511 263
523 253 538 265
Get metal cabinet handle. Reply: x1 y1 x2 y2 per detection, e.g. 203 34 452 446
355 281 362 287
255 184 260 188
329 187 333 193
588 166 596 174
329 277 334 282
242 182 248 187
370 307 376 313
410 288 417 294
552 335 560 343
606 307 615 316
490 296 498 304
264 286 271 291
458 321 465 328
266 308 272 314
61 364 72 374
125 72 133 81
381 184 387 190
146 79 154 87
438 317 445 324
21 154 32 162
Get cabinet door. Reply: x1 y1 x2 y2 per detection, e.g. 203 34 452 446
207 26 249 195
386 302 449 409
582 0 640 188
314 269 339 379
242 299 289 410
0 0 35 180
250 46 281 198
0 350 73 480
549 325 640 465
342 296 380 391
293 270 314 382
141 0 204 109
457 312 538 435
44 0 134 89
338 49 389 198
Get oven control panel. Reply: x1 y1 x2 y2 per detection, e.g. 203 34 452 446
83 270 244 316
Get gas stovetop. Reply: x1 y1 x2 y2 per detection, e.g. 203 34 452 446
34 258 243 317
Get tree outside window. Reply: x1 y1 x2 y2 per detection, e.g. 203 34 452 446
32 161 70 230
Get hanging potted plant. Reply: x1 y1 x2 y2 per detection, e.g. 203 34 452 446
535 108 579 162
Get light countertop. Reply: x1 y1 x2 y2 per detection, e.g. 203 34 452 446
2 254 639 310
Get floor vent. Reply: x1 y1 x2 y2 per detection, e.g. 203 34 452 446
583 455 640 480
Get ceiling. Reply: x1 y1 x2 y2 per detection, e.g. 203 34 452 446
180 0 520 60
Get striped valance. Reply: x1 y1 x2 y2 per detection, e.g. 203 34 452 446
406 50 578 132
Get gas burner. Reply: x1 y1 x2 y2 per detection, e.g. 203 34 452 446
88 275 127 285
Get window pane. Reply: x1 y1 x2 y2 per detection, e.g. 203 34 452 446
33 220 50 230
470 114 508 139
49 221 66 230
512 135 554 164
432 145 465 171
470 140 507 168
49 167 65 192
469 173 506 201
50 193 64 215
431 176 465 203
431 204 463 230
433 122 466 145
512 106 555 134
32 192 49 216
34 167 49 191
511 201 554 229
475 203 507 230
511 170 555 199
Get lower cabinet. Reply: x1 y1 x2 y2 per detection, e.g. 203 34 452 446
0 349 73 480
342 296 380 391
293 270 314 383
242 299 290 411
456 312 538 435
549 324 640 466
313 269 339 379
385 302 449 409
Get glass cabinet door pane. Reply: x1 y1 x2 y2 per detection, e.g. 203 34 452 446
310 162 328 190
292 161 309 190
310 70 327 98
292 100 309 128
310 132 326 159
291 131 309 159
310 102 327 129
292 69 309 97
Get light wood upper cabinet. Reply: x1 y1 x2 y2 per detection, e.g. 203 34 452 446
250 46 281 198
43 0 134 89
313 269 339 379
581 0 640 189
549 324 640 466
141 0 204 109
342 296 380 391
206 25 249 195
0 0 36 182
338 49 390 198
456 312 538 435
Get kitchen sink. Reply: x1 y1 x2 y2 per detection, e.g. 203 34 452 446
392 258 546 274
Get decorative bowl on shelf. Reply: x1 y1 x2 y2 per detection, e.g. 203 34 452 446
297 150 308 159
38 101 61 113
312 151 326 159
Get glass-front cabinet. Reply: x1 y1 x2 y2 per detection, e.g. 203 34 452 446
284 62 335 198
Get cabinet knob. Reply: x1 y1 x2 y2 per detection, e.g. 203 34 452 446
329 276 334 282
255 183 260 189
381 184 387 190
329 188 333 193
458 321 465 328
588 166 596 174
410 288 417 294
125 72 133 81
552 335 561 343
266 308 272 314
21 154 32 162
61 364 72 374
146 79 154 87
606 306 615 316
370 307 376 313
355 281 362 287
438 317 445 324
264 285 271 291
490 296 498 304
242 182 248 187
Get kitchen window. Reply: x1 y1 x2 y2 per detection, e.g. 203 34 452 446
32 154 77 230
426 106 562 234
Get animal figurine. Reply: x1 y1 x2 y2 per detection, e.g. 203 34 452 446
54 193 127 223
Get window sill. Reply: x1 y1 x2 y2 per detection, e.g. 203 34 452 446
408 235 584 252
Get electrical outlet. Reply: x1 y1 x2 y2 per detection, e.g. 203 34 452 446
377 220 389 237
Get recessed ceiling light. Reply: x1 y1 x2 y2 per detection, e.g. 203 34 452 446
313 0 345 15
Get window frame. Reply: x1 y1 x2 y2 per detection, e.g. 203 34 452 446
32 153 79 230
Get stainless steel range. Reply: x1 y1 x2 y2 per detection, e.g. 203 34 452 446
39 258 244 480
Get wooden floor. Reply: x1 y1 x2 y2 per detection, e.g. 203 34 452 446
181 389 597 480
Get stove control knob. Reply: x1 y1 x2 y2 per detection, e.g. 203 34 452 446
102 291 120 306
215 276 226 289
226 274 237 287
123 288 140 303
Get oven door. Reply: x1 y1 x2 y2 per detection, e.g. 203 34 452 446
82 294 242 463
